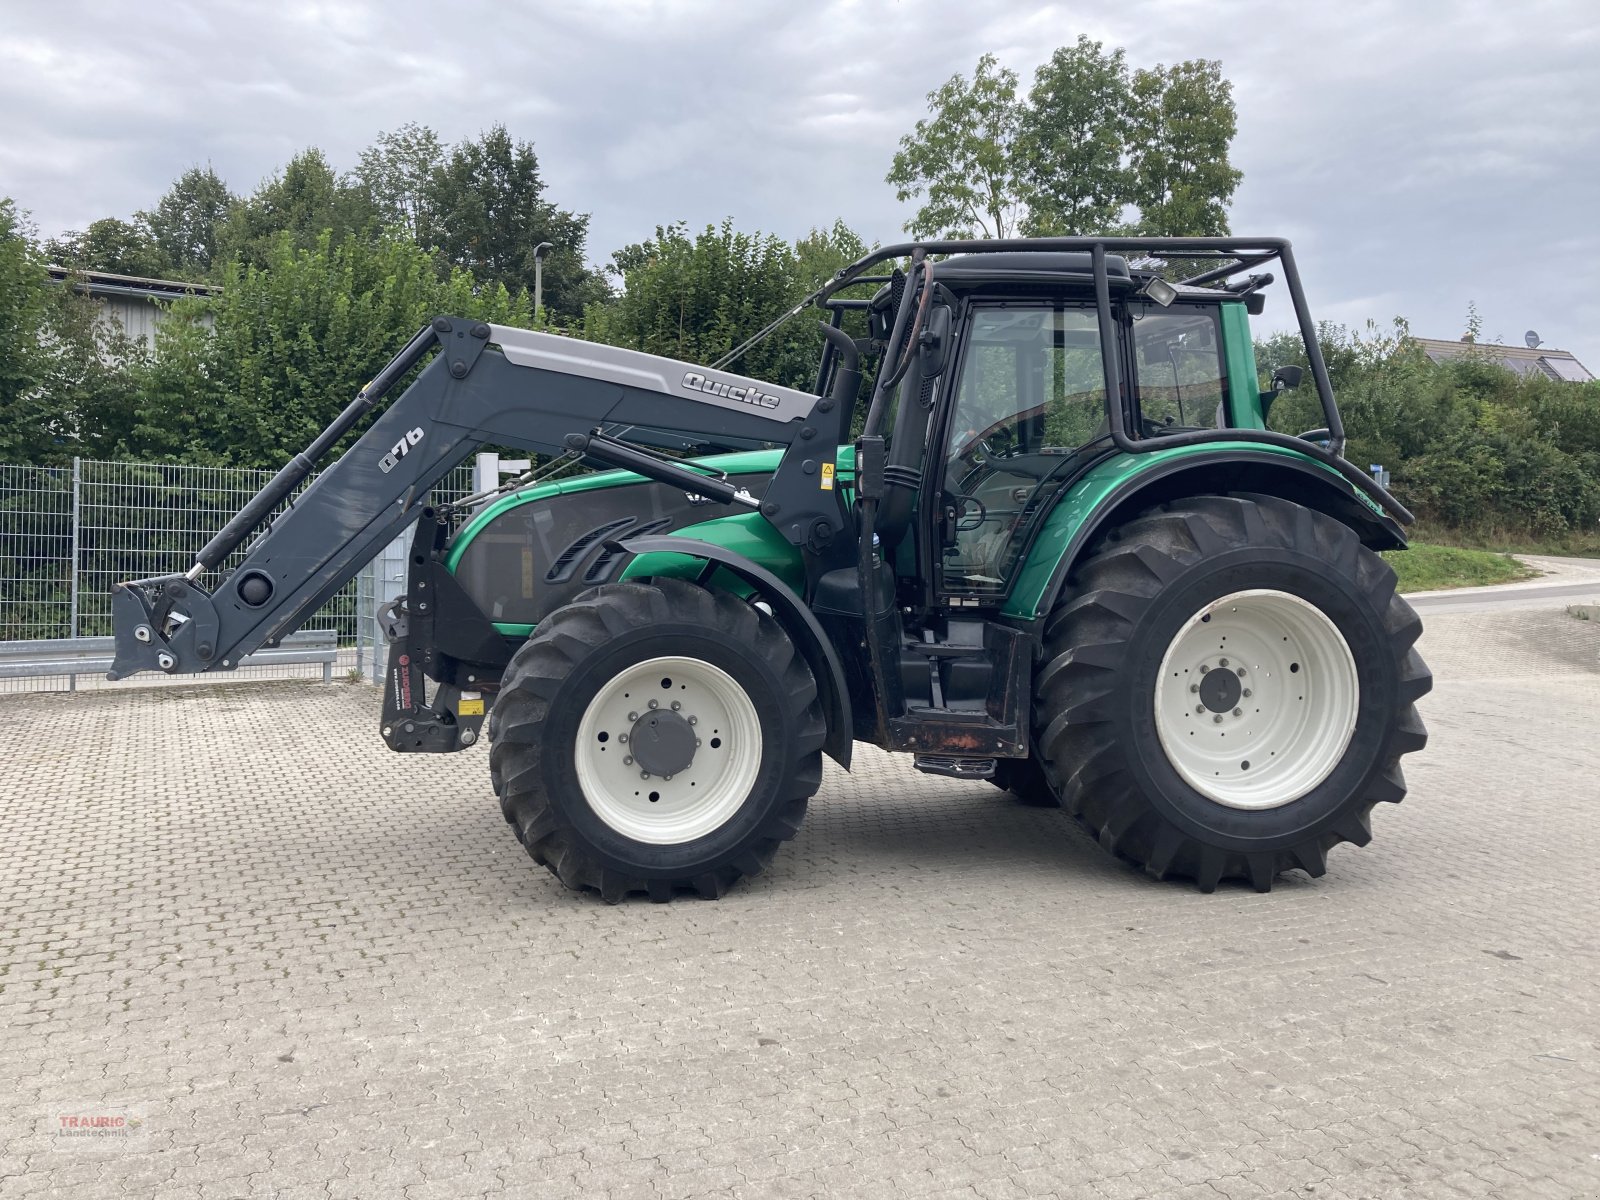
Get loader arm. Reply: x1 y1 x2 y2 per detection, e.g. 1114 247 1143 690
107 317 836 681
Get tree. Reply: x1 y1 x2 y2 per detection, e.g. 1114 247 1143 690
140 166 234 278
0 200 148 463
888 47 1243 239
1018 38 1132 236
44 217 171 278
585 219 873 394
32 287 146 459
586 221 797 376
354 122 446 243
0 199 51 460
425 125 598 320
217 148 377 270
135 230 529 466
886 54 1025 239
1125 59 1242 236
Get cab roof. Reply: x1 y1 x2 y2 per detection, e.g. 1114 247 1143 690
934 251 1132 288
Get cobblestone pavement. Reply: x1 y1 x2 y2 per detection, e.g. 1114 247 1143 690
2 609 1597 1199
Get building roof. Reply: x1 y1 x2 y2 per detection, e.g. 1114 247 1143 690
1413 336 1594 383
46 266 219 301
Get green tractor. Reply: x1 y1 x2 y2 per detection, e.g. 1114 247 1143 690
109 236 1431 900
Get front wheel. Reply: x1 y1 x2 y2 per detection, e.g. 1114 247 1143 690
489 578 825 902
1033 494 1432 892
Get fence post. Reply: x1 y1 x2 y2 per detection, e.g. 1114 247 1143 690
473 452 501 497
69 457 81 692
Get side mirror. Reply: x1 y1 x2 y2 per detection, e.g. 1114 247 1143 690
1272 364 1304 392
918 304 954 380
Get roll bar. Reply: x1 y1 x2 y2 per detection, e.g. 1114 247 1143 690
818 235 1411 526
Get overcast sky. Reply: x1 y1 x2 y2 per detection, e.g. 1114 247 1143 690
4 0 1598 365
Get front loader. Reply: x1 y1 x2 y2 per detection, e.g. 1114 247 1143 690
109 236 1432 901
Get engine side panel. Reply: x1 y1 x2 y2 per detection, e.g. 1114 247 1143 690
449 473 773 635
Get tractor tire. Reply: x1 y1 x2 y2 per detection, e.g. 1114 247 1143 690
1032 493 1431 892
990 759 1062 807
488 578 825 902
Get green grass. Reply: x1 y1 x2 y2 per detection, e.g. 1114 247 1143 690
1383 543 1537 593
1407 523 1600 559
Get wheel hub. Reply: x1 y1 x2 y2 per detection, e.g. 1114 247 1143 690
1197 664 1243 713
629 708 697 777
573 655 763 845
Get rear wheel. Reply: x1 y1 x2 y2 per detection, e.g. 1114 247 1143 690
489 578 825 902
1032 494 1431 892
990 759 1061 807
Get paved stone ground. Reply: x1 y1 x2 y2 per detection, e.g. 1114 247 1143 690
2 609 1597 1199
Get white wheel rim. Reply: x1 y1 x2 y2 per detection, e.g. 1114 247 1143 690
574 655 763 844
1153 589 1359 810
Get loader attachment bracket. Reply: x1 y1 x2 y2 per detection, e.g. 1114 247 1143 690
379 639 486 753
106 578 223 679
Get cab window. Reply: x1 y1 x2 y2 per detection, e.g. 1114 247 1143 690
1131 305 1228 432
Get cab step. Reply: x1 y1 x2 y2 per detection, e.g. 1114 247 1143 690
913 755 997 780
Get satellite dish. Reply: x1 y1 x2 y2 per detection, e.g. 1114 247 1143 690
1525 330 1542 349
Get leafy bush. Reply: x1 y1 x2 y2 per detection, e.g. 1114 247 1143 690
1256 320 1600 545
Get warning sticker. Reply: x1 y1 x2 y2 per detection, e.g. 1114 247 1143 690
820 462 836 491
458 691 485 717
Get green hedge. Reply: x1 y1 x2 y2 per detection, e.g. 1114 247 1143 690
1257 321 1600 544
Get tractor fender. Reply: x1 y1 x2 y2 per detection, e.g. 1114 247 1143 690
613 535 853 770
1024 448 1410 625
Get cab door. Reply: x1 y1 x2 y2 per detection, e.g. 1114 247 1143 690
932 302 1110 598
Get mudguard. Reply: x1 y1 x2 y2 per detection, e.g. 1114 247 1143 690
1008 445 1410 625
613 534 853 770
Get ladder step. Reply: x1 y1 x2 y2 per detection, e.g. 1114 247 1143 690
913 755 997 780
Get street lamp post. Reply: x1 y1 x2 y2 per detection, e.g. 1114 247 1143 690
533 242 554 322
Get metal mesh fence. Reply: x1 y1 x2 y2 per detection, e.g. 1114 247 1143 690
0 464 74 641
1 457 473 693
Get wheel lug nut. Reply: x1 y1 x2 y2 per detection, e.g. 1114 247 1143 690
670 701 681 711
648 699 658 709
687 716 697 726
1199 664 1210 674
618 734 628 743
664 774 673 781
1242 689 1252 698
1195 705 1206 715
1232 708 1243 717
1236 667 1246 677
623 756 633 765
640 771 650 780
1213 714 1224 724
628 711 638 722
1219 657 1229 668
1189 684 1199 694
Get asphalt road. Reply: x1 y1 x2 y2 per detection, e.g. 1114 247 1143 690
2 604 1597 1199
1408 554 1600 615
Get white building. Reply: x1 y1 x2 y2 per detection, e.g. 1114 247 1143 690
45 267 217 349
1413 336 1595 383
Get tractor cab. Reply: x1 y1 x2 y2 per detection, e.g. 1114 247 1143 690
869 252 1240 605
796 237 1413 781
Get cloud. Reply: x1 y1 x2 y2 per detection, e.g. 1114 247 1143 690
4 0 1597 363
